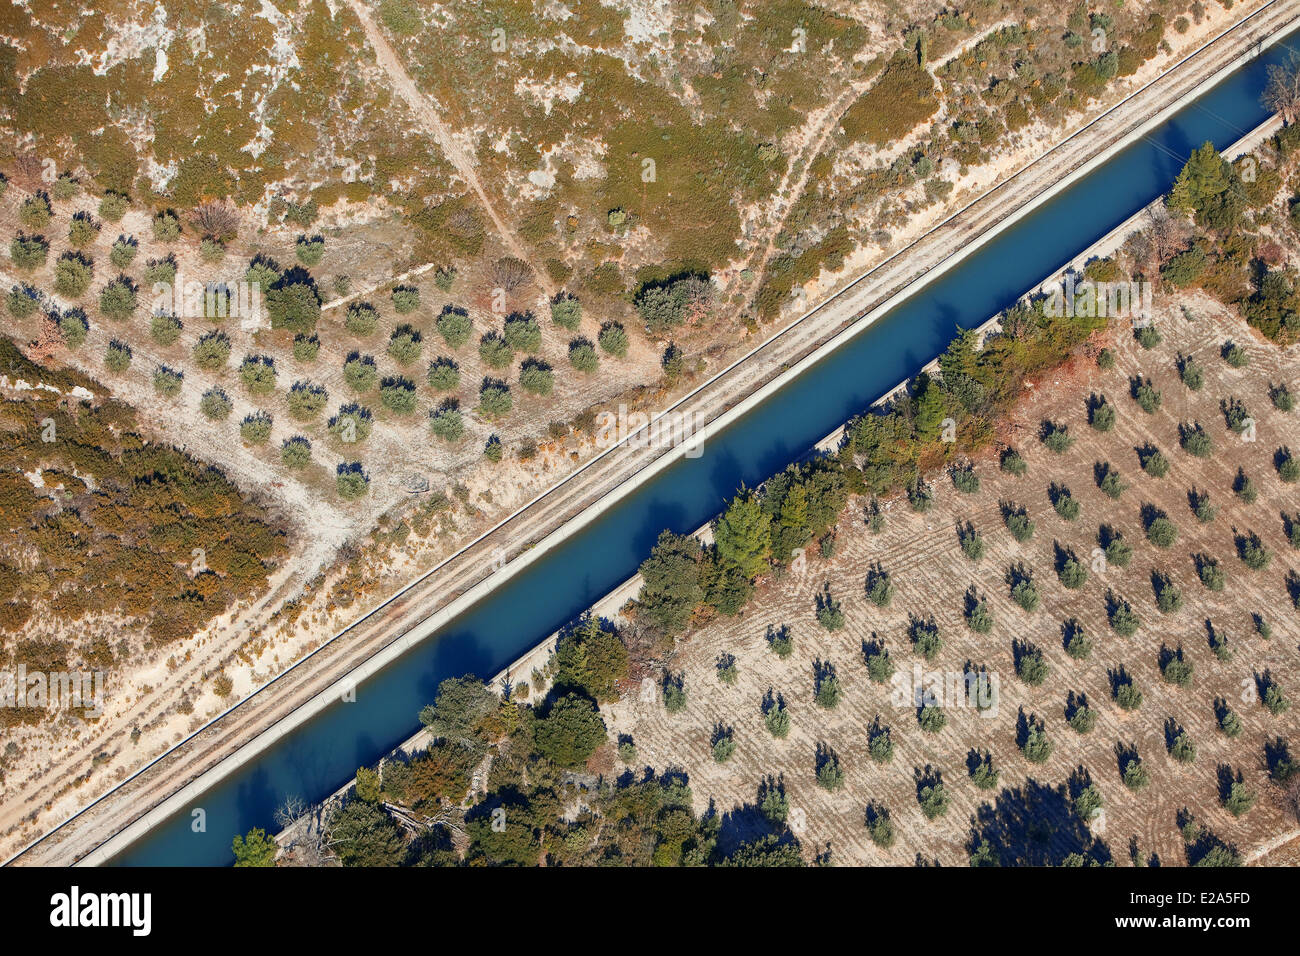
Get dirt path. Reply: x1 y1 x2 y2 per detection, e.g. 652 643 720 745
9 0 1297 867
725 76 872 320
343 0 555 298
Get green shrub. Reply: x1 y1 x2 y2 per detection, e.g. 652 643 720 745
379 376 417 414
477 379 512 419
429 400 464 442
193 331 232 370
66 212 100 247
907 478 933 512
1179 423 1212 458
957 523 984 561
1222 781 1255 817
1160 646 1194 687
293 333 321 363
598 322 629 358
51 174 79 201
239 355 278 394
1020 721 1053 763
1121 754 1149 791
245 254 282 291
518 358 554 396
1138 445 1169 477
1198 556 1225 591
436 306 471 348
296 234 325 265
6 284 41 318
144 255 178 286
1222 340 1248 368
569 338 599 372
1278 447 1300 483
387 325 423 365
53 252 94 297
1004 506 1034 542
1135 324 1162 348
1102 529 1132 568
109 236 138 270
240 411 273 444
199 388 232 420
104 339 132 372
9 234 48 270
1109 596 1140 636
1060 617 1090 659
951 464 980 493
422 354 459 391
478 332 513 369
1088 395 1116 431
19 194 52 231
281 436 312 470
287 381 329 421
98 192 130 222
92 276 135 321
266 280 321 333
865 564 893 607
1114 676 1143 711
149 311 183 345
344 302 379 337
337 351 376 392
57 308 89 349
1133 378 1162 413
551 292 582 330
662 674 687 713
1236 531 1271 570
336 462 370 500
391 285 420 314
814 588 844 632
1178 355 1204 391
1051 484 1080 521
1169 732 1196 764
909 615 942 661
503 312 542 353
152 210 181 242
1041 421 1074 453
329 404 373 445
152 365 183 397
1145 514 1178 548
1190 490 1216 524
816 746 845 792
1058 553 1087 589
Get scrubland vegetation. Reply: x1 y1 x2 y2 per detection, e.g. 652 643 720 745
0 340 286 728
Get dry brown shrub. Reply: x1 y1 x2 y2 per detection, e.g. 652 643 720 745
189 200 240 242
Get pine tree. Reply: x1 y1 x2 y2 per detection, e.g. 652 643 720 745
714 490 772 580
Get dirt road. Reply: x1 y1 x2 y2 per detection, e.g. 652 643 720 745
343 0 556 298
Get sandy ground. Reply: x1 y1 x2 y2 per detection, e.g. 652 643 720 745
606 298 1300 865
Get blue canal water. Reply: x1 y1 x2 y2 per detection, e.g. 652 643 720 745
112 30 1298 865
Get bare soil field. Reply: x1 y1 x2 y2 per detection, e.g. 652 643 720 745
605 297 1300 865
